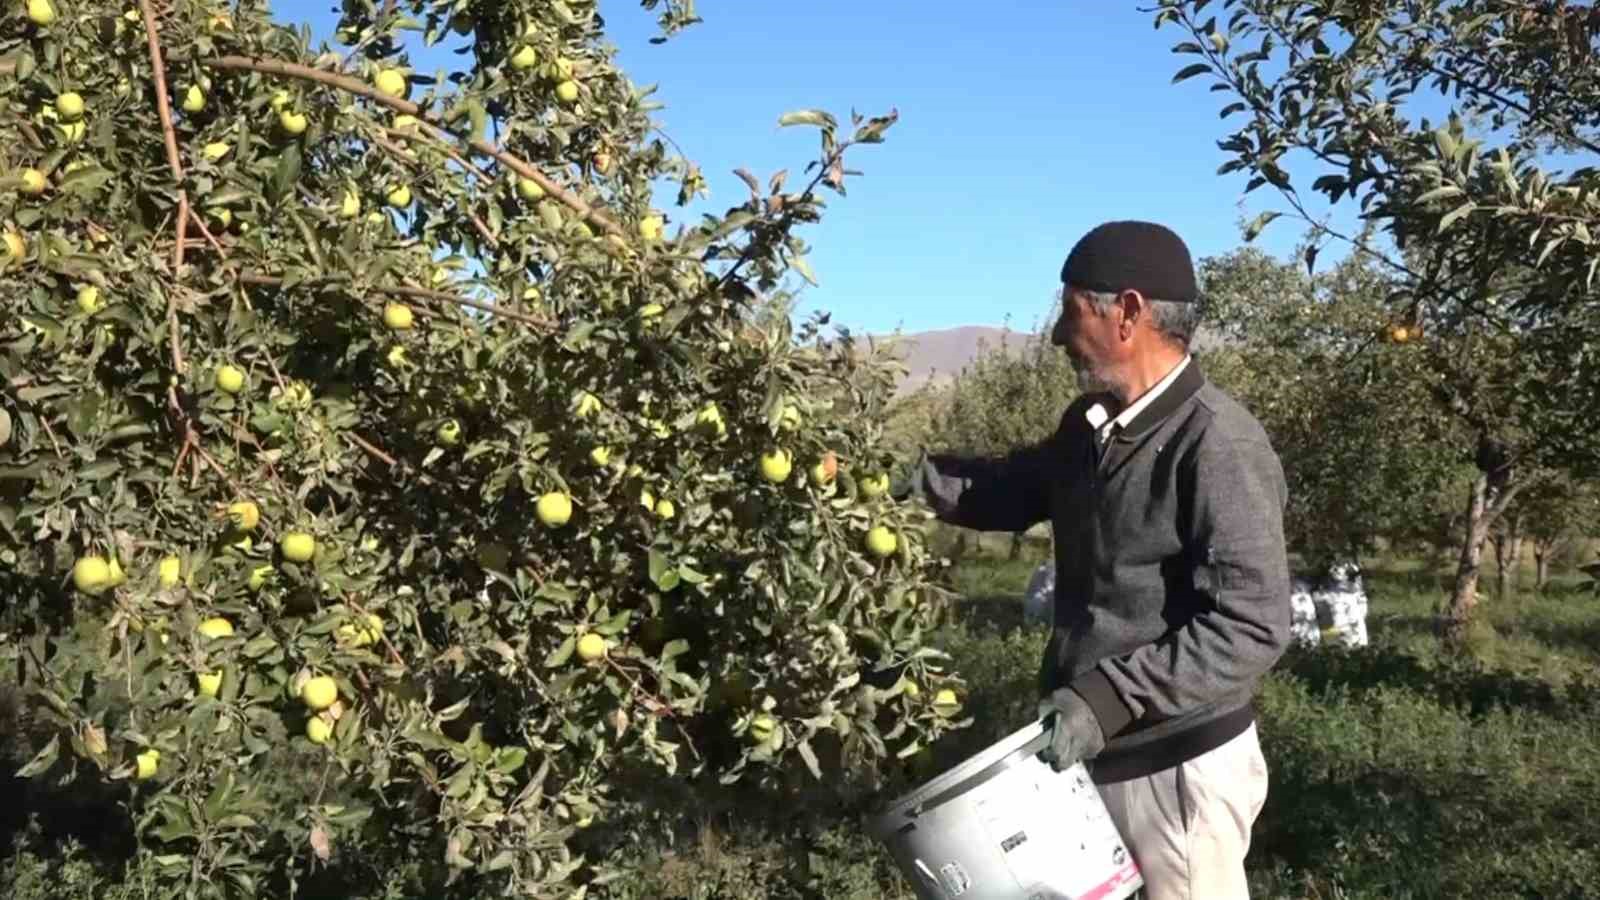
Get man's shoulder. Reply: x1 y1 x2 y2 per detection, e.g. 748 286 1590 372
1188 378 1274 448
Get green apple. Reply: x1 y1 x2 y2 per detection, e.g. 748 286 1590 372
134 748 160 780
280 532 316 563
157 555 182 588
26 0 57 26
536 492 573 527
639 215 663 242
72 556 114 595
19 168 46 195
196 670 223 698
215 364 246 394
56 91 84 121
2 230 24 261
759 449 792 484
654 498 676 520
382 302 414 329
181 85 206 113
511 45 538 70
374 68 408 98
864 526 898 559
196 617 234 639
554 80 580 104
589 445 611 466
278 109 308 135
385 184 412 208
517 176 546 201
437 419 461 445
576 632 606 662
306 715 333 744
300 675 338 710
76 285 102 314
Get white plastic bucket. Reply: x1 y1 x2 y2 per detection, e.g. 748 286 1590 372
868 718 1143 900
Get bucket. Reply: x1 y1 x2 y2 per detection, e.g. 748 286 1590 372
867 718 1142 900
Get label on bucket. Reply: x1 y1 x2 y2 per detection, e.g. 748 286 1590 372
974 763 1140 899
938 861 971 895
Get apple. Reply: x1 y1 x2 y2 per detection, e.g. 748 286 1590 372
639 215 664 242
72 556 113 595
270 89 292 112
511 45 538 70
57 119 85 144
859 473 891 499
134 748 160 780
392 113 419 130
555 80 580 104
226 500 259 530
336 613 384 648
574 392 602 418
278 109 308 135
436 419 461 445
280 532 316 563
248 560 273 589
933 688 961 716
26 0 57 26
589 446 611 466
811 453 838 487
197 617 234 639
3 230 24 261
695 402 726 437
215 364 246 394
385 344 407 367
639 487 655 511
638 303 664 321
300 675 338 710
196 670 222 698
339 189 360 218
385 184 412 208
306 715 334 744
19 168 46 195
157 555 182 588
106 557 126 587
76 285 102 314
517 176 546 201
383 302 414 330
201 141 231 162
865 526 898 559
749 714 776 743
209 207 233 230
536 492 573 527
575 632 606 662
759 449 792 483
899 678 920 698
181 85 206 113
549 57 575 80
56 91 84 121
654 498 676 520
374 68 408 98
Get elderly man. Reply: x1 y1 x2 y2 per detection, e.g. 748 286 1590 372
915 220 1291 899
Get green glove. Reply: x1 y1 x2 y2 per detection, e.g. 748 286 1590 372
1037 687 1106 772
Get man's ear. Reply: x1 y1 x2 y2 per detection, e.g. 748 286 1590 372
1117 289 1146 338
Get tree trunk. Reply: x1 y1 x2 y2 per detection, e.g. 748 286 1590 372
952 532 968 561
1008 531 1024 560
1507 515 1524 593
1441 464 1523 646
1534 543 1551 593
1493 533 1511 600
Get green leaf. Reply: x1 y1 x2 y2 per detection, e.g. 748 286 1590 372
269 144 303 204
1172 63 1212 83
1436 202 1476 234
545 635 576 668
15 734 58 778
778 109 837 131
1242 210 1281 242
593 609 632 636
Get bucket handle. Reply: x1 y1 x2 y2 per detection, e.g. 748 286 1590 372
904 725 1052 821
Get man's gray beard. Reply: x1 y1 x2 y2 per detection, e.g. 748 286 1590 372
1073 360 1117 396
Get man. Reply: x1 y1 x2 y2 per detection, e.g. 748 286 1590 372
914 220 1290 899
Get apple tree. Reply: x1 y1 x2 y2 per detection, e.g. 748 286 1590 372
1155 0 1600 643
0 1 965 895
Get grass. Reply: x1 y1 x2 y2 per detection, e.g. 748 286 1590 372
6 540 1599 898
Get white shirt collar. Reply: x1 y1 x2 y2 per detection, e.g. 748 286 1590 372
1086 354 1192 441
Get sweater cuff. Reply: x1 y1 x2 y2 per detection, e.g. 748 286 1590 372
1071 669 1134 739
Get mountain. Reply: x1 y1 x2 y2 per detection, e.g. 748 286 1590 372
871 325 1027 397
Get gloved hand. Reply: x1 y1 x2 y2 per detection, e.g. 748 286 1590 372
1037 687 1106 772
890 450 965 516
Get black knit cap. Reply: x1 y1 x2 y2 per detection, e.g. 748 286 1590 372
1059 220 1199 303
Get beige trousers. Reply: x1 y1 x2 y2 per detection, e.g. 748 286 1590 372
1095 724 1270 900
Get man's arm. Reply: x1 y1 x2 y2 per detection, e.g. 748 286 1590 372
911 402 1082 534
1069 432 1292 735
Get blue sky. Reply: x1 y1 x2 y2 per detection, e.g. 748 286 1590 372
290 3 1365 336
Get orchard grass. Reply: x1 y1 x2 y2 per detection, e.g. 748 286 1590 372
5 540 1598 898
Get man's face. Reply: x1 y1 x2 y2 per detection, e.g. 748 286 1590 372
1051 286 1125 393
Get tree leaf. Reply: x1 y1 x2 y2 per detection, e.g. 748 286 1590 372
778 109 837 131
1172 63 1212 83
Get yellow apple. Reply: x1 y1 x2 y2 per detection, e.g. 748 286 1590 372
933 688 960 716
385 184 411 208
437 419 461 445
536 492 573 527
196 617 234 639
134 748 160 780
300 675 338 710
226 500 259 530
76 285 102 314
72 556 113 595
26 0 57 26
859 473 891 499
196 670 222 698
749 713 776 742
382 302 414 329
19 168 46 195
57 119 86 144
339 189 360 218
278 108 308 135
575 632 606 662
574 391 602 418
589 445 611 466
157 555 182 588
900 678 921 698
215 364 246 394
639 215 663 242
510 45 538 70
759 449 792 483
270 89 292 112
555 80 580 104
56 91 84 121
181 85 206 113
106 557 126 587
336 613 384 648
280 532 316 563
201 141 230 162
392 113 419 130
517 176 546 201
306 715 334 744
374 68 408 98
654 498 676 520
865 526 898 559
549 57 575 80
2 230 24 261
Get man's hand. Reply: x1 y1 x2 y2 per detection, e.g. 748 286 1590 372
890 450 965 515
1037 687 1106 772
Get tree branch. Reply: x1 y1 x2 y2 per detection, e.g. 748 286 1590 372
235 272 553 330
201 55 625 240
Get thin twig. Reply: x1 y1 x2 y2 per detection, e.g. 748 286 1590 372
139 0 185 184
172 192 190 271
187 208 229 257
371 131 498 247
344 593 409 672
202 55 626 239
236 271 554 330
343 432 438 487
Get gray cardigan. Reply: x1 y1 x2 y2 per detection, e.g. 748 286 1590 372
922 360 1291 783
